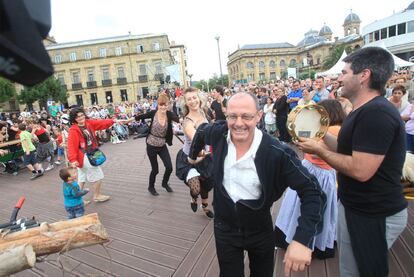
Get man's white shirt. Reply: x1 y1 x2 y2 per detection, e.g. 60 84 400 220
223 128 263 203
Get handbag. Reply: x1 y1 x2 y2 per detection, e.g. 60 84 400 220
80 127 106 166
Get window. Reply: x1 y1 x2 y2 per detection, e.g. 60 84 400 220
117 66 125 78
87 69 94 82
90 93 98 105
72 72 80 84
120 89 128 101
75 95 83 107
69 52 77 62
269 60 276 68
236 65 239 72
153 42 160 51
154 61 162 73
381 28 387 39
270 72 276 80
389 25 396 37
374 30 380 41
408 21 414 33
99 48 107 58
57 73 65 85
280 60 286 68
317 57 321 65
54 55 62 64
136 44 144 53
115 46 122 56
369 32 374 42
364 35 369 44
102 67 110 80
84 50 92 60
105 91 113 103
139 64 147 75
259 73 265 81
247 73 254 82
289 59 297 67
259 61 265 69
398 23 406 35
246 62 254 69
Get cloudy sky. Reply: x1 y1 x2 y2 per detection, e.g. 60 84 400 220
50 0 410 80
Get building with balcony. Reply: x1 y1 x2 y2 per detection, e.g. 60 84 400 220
362 2 414 62
46 33 175 107
227 11 363 84
170 41 189 87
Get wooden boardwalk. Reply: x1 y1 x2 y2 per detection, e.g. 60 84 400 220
0 138 413 276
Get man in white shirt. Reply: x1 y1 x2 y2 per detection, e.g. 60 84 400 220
188 92 326 277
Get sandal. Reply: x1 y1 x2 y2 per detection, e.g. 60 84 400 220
94 195 110 202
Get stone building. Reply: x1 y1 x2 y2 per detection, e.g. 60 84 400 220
227 11 363 84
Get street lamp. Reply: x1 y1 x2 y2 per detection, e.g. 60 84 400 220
215 35 224 85
188 74 193 86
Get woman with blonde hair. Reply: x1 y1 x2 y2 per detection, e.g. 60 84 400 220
130 93 179 196
176 87 214 218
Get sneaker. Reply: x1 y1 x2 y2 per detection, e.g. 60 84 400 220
94 195 110 202
55 161 62 165
45 164 54 172
84 200 91 206
30 172 39 180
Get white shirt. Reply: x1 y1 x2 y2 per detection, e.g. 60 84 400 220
223 128 263 203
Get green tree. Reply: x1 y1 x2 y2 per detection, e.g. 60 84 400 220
323 44 352 70
18 76 67 109
0 77 16 103
194 74 229 91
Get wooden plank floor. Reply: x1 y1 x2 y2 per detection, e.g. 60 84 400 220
1 138 413 276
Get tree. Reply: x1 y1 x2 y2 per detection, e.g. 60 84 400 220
194 74 229 91
18 77 67 110
323 44 352 70
0 78 16 103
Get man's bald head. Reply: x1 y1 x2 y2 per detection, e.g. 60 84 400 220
228 92 260 111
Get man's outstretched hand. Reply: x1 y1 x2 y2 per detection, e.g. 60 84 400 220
284 240 312 276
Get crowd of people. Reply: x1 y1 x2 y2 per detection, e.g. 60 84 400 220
0 46 412 276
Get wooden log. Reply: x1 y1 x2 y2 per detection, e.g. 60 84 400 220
0 244 36 277
0 213 109 256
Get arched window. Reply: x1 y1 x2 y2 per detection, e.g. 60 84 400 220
280 59 286 68
354 44 361 50
289 59 297 67
259 61 265 69
246 62 254 69
236 65 239 72
269 60 276 68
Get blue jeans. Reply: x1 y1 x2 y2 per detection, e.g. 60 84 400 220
65 204 85 219
406 133 414 153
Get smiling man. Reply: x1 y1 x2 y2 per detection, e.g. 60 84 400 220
188 92 326 277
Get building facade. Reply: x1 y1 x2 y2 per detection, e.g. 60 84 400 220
362 2 414 62
227 11 363 84
170 42 189 87
46 33 175 107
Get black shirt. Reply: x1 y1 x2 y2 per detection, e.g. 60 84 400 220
211 99 227 121
337 96 407 217
274 95 289 117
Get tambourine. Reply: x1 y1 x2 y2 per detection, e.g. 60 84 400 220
287 104 330 143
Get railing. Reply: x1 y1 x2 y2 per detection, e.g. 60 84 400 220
138 75 148 83
87 81 97 88
117 77 127 85
102 79 112 86
72 83 82 90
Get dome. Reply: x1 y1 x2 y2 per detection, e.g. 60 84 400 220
319 24 332 36
344 11 361 25
407 1 414 10
297 30 326 47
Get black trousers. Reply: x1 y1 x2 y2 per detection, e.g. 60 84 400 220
214 221 275 277
276 115 291 143
146 144 173 188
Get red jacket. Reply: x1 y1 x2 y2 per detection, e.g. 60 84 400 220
67 119 114 168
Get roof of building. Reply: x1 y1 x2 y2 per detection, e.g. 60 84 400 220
336 33 361 43
344 11 361 25
319 24 333 36
297 30 326 47
240 43 295 50
408 1 414 10
46 33 168 50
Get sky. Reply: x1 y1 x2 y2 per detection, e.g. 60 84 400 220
50 0 410 81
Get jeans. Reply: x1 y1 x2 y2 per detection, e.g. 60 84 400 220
406 133 414 153
146 144 173 188
65 204 85 219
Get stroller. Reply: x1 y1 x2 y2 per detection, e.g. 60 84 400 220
112 123 129 140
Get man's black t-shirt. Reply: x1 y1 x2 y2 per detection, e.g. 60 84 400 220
337 96 407 217
211 99 227 121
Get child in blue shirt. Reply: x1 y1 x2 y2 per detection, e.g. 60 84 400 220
59 167 89 219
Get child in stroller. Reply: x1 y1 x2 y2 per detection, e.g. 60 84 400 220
111 123 128 144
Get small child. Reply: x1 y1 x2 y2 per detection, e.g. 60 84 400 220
52 126 64 165
59 167 89 219
19 122 44 180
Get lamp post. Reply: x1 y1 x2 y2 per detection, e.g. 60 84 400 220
215 35 224 85
188 74 193 86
